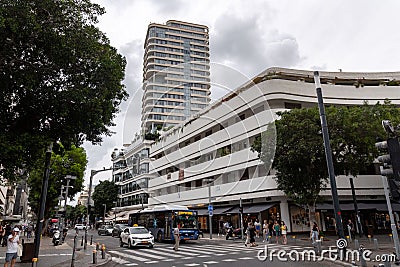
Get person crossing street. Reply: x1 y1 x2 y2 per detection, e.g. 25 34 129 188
173 224 180 251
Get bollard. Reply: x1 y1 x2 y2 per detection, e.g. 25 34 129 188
92 250 97 264
346 235 351 244
320 236 324 243
373 238 379 250
101 244 106 259
381 254 391 267
314 240 322 255
359 245 367 267
368 235 372 243
32 258 38 267
90 235 93 245
389 234 393 242
354 239 360 250
292 236 296 244
71 235 77 267
81 236 84 246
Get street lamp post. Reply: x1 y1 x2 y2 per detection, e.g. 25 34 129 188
85 167 113 249
103 204 107 224
314 71 345 239
33 143 53 267
113 201 117 225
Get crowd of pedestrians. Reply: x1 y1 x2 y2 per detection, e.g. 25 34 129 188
243 219 289 247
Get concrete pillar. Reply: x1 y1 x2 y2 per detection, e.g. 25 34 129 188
321 212 327 231
280 201 290 232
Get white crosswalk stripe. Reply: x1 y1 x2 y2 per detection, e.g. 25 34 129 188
108 242 313 265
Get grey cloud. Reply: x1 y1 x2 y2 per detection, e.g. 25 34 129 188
211 13 302 77
118 39 144 144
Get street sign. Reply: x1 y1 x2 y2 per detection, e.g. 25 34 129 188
208 205 213 211
209 210 213 216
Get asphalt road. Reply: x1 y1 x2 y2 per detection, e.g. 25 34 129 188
88 231 337 267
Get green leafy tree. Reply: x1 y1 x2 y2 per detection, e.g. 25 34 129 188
28 144 87 219
252 102 400 223
73 204 87 222
92 180 118 221
0 0 127 181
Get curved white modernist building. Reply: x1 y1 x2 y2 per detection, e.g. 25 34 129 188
146 67 400 233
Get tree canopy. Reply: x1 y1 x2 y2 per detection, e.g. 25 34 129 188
0 0 128 181
28 144 87 218
92 180 118 220
252 102 400 209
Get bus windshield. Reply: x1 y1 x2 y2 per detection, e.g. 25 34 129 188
174 211 197 229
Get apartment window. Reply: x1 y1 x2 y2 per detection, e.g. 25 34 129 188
196 179 202 187
284 102 302 109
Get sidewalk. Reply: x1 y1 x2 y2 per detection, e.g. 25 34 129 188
0 232 111 267
202 233 400 266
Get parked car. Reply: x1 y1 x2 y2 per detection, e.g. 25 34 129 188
120 226 154 248
112 224 129 238
98 225 113 236
74 224 86 230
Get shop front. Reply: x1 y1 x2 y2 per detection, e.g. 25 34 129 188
317 202 400 236
194 203 279 234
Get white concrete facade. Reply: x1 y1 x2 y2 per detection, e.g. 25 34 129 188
145 67 400 232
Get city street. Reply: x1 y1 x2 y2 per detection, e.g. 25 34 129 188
89 232 337 267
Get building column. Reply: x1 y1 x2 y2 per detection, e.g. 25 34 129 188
280 200 290 232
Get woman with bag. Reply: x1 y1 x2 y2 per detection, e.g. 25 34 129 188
280 221 287 244
311 222 319 244
273 221 280 244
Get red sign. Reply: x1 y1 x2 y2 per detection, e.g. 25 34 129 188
51 219 58 223
179 169 184 181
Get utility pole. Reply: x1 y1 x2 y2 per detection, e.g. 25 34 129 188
349 177 363 236
375 120 400 262
314 71 345 239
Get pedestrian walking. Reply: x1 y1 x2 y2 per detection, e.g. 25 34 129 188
280 221 287 244
248 223 257 247
273 221 280 244
262 220 270 243
4 228 20 267
244 222 251 247
347 219 354 240
254 219 261 238
173 224 180 251
0 225 4 246
310 222 319 244
2 225 11 247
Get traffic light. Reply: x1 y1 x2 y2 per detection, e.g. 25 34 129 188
376 137 400 179
376 137 400 199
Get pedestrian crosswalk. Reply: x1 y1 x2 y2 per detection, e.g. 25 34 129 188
108 242 314 266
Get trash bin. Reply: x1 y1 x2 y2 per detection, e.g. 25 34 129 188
21 242 35 263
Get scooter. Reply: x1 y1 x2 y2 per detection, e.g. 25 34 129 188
52 229 61 246
226 227 242 240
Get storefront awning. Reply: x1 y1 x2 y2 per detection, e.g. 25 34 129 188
212 206 233 215
226 203 276 214
196 209 208 216
317 202 400 212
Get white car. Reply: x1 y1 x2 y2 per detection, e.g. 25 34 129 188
120 226 154 248
74 224 86 230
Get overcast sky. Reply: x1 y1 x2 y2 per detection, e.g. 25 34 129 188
79 0 400 198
